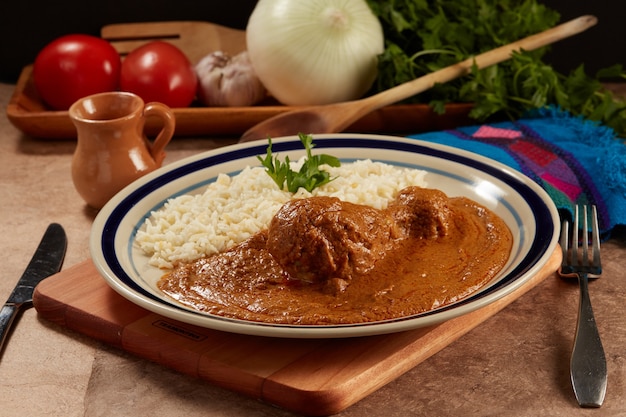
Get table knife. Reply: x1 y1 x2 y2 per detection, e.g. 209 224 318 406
0 223 67 354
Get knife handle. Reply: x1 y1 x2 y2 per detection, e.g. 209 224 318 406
0 304 21 355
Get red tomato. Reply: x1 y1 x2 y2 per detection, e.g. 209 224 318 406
33 34 121 110
120 41 197 108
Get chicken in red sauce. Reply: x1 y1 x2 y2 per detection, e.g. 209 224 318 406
158 186 513 325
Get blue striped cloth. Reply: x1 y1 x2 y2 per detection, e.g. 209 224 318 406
408 108 626 239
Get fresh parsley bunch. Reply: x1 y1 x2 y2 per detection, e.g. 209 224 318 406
366 0 626 136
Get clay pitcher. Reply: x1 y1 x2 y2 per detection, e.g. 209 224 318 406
69 91 175 209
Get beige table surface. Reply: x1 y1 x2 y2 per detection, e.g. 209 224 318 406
1 81 625 417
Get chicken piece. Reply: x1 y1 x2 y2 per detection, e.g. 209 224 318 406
266 196 400 284
386 186 451 238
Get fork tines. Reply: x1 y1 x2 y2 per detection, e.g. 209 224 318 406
561 205 602 276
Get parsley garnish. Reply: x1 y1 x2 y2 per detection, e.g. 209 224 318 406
257 133 341 193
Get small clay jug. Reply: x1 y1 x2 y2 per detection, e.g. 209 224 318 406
69 91 175 209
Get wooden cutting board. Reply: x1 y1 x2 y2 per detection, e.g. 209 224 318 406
33 250 560 416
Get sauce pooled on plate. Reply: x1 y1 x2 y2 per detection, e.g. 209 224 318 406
158 186 513 325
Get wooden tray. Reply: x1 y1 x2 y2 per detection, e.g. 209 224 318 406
32 249 560 416
6 65 474 139
6 20 473 139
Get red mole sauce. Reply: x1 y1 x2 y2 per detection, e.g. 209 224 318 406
158 186 513 325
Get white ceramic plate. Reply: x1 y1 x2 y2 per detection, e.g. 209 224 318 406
91 134 560 338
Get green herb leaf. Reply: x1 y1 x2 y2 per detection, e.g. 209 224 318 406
257 133 341 193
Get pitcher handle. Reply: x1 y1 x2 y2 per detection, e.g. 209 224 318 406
143 102 176 166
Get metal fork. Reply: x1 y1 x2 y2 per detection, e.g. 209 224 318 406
559 205 607 407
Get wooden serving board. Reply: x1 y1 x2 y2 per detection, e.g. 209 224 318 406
33 250 560 416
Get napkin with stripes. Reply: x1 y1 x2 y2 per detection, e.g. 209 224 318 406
408 108 626 239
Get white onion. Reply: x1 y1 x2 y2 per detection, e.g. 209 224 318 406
246 0 384 106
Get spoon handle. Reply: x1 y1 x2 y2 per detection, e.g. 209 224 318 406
361 15 598 111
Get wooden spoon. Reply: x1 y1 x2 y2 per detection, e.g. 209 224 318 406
240 15 597 143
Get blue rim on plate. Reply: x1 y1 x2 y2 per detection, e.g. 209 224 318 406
90 134 560 338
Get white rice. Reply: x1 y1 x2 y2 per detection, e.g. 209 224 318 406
136 159 427 269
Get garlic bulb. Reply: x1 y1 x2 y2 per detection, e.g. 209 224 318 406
246 0 384 106
195 51 267 107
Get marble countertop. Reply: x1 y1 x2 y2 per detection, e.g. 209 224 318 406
1 81 625 417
